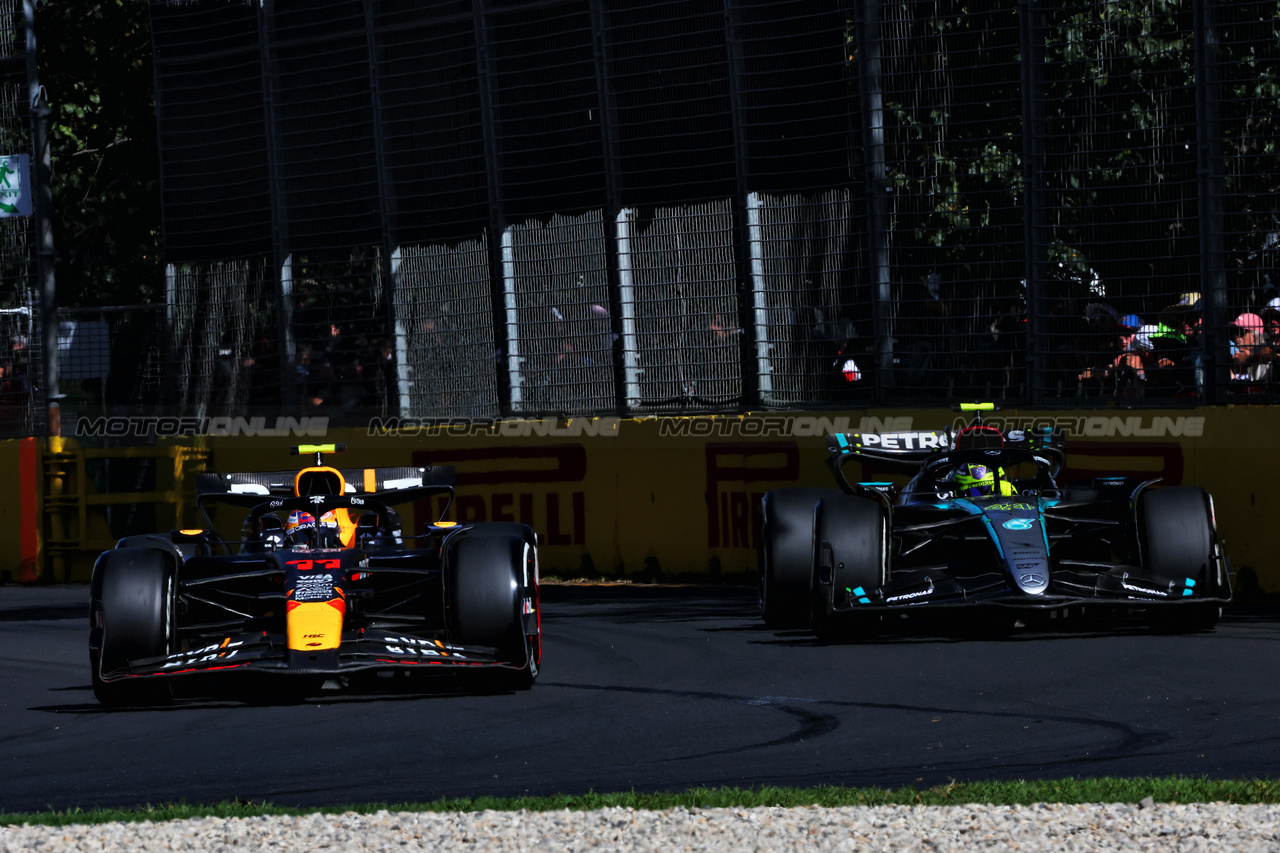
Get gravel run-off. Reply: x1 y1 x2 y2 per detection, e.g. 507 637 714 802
3 803 1279 852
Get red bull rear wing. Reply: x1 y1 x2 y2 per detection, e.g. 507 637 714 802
196 466 454 497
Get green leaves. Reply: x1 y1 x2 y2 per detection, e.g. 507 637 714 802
38 0 161 307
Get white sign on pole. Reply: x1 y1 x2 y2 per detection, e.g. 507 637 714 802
0 155 31 217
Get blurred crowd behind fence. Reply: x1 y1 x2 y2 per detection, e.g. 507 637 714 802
3 0 1280 435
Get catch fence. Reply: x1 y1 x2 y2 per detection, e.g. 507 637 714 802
5 0 1280 435
0 0 37 436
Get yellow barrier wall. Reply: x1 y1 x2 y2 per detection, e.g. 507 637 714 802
16 407 1280 593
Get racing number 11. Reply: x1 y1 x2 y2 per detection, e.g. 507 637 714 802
285 559 342 572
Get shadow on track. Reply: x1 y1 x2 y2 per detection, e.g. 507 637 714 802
30 673 530 715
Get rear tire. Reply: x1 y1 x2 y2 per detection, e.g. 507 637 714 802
445 524 539 690
810 495 888 642
1140 487 1225 633
90 549 175 707
759 487 839 629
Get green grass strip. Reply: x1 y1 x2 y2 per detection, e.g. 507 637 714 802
2 777 1279 827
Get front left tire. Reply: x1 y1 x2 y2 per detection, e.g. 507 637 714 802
90 548 175 706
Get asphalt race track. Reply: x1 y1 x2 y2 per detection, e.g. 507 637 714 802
2 583 1278 813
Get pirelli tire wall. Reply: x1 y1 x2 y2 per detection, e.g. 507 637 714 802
4 408 1278 594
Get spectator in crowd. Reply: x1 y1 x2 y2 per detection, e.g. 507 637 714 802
1043 295 1092 396
1262 301 1280 348
1073 302 1121 392
827 319 876 399
364 336 397 412
296 343 326 408
1229 312 1273 386
1159 302 1199 344
0 358 30 431
1262 301 1280 391
244 335 279 410
835 349 862 383
1144 303 1196 395
315 322 353 412
970 306 1027 398
327 323 369 414
708 312 740 342
1079 312 1146 394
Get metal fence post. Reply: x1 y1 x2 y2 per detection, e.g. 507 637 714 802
163 263 177 407
1194 0 1227 403
363 0 402 418
589 0 630 416
257 0 295 415
472 0 514 417
24 0 56 433
500 226 523 410
390 247 412 415
615 209 642 409
1020 0 1048 406
745 192 773 400
723 0 761 409
855 0 893 399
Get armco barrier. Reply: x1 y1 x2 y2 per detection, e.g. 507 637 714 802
6 408 1278 593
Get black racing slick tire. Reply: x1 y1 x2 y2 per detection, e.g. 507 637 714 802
444 524 540 690
1140 486 1226 633
759 487 840 629
810 495 888 642
89 548 175 707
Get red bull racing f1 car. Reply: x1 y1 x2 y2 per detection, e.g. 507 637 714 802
89 444 540 705
759 407 1231 639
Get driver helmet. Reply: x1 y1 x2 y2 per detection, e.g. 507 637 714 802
951 462 996 497
284 510 316 547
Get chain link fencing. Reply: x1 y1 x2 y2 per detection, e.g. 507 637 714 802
5 0 1280 435
0 0 36 437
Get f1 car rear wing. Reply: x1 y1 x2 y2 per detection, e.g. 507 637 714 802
195 466 457 545
196 465 454 498
826 431 952 473
826 424 1066 489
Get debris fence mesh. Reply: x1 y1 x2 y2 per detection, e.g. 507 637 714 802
5 0 1280 433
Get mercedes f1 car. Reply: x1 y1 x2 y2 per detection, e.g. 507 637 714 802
759 407 1231 639
89 444 540 705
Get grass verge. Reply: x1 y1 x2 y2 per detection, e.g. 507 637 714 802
3 777 1279 827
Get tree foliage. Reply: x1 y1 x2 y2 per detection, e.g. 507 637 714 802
38 0 161 307
861 0 1280 310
